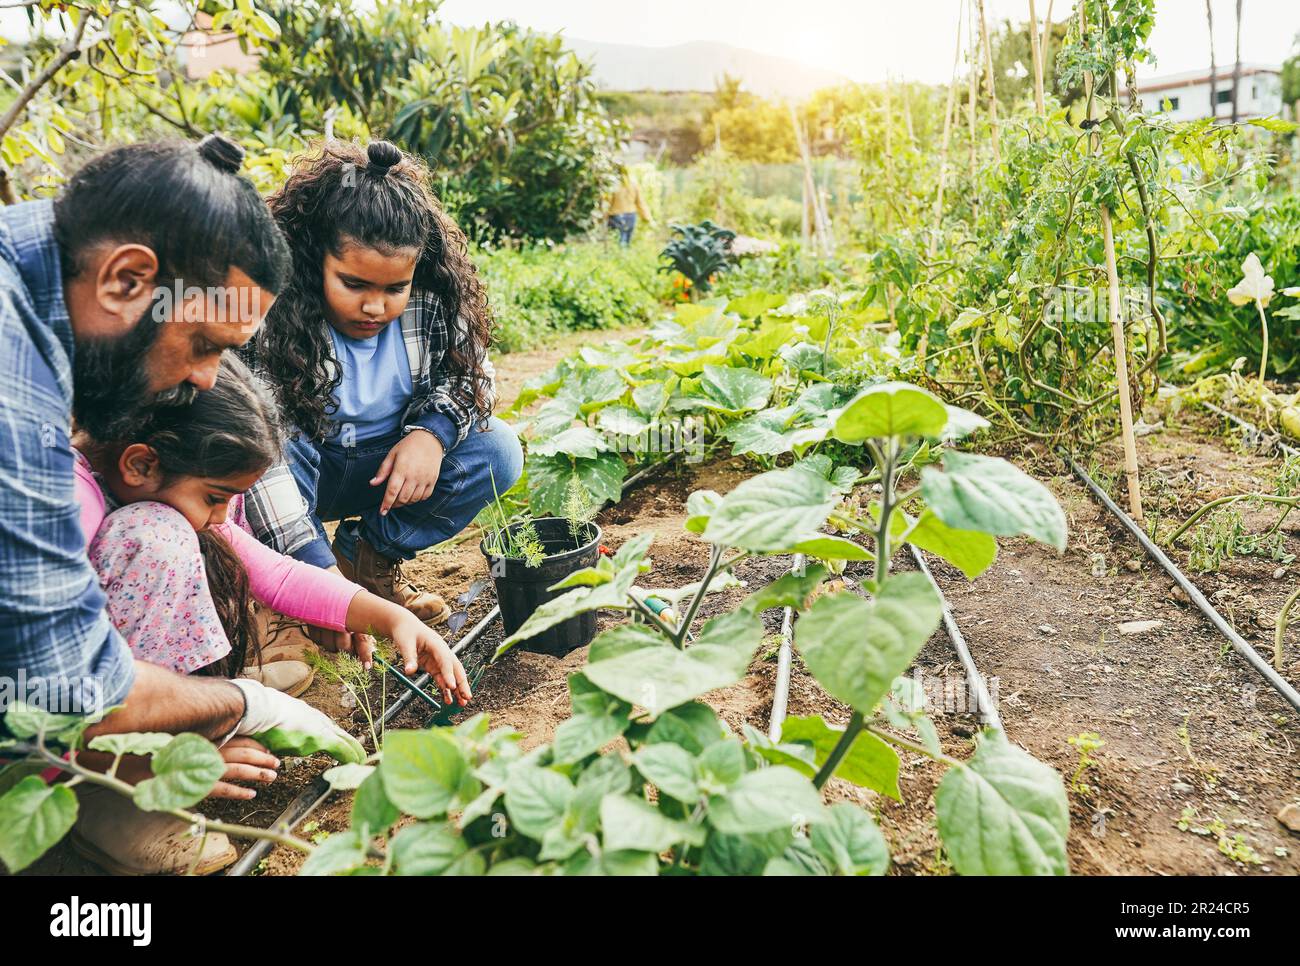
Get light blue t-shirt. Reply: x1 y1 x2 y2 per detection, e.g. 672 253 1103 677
327 321 413 442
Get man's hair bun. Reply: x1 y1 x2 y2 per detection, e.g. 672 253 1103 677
197 133 246 174
366 140 402 174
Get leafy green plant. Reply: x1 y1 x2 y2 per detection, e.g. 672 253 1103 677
659 221 737 296
483 470 546 568
1066 731 1105 793
0 382 1072 876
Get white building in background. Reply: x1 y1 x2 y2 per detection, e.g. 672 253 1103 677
1128 64 1285 122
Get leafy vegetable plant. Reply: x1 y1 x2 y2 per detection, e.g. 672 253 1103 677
0 383 1072 875
659 220 737 296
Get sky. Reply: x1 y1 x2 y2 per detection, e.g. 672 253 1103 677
437 0 1300 83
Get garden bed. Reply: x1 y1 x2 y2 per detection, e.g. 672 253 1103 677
237 427 1300 876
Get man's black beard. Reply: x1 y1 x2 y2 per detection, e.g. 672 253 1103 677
71 304 197 442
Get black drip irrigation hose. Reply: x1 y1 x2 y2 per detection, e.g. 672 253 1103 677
767 554 805 741
1064 452 1300 716
1198 399 1300 460
908 545 1003 730
619 450 681 497
225 605 501 876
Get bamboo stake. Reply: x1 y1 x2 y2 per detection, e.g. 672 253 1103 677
1083 3 1142 520
931 0 964 260
1041 0 1056 84
976 0 1001 161
1028 0 1046 115
967 0 978 180
1101 207 1143 521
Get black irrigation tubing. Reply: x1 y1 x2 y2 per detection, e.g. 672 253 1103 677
908 545 1003 730
767 553 805 741
619 450 681 497
225 605 501 877
1198 399 1300 460
1064 452 1300 716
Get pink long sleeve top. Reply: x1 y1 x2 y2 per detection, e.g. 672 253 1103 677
73 451 360 632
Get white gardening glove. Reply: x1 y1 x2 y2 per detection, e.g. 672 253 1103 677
230 678 365 764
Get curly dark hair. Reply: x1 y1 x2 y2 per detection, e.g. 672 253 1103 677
246 140 493 441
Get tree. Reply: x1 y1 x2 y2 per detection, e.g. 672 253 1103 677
254 0 622 242
1283 33 1300 115
0 1 280 202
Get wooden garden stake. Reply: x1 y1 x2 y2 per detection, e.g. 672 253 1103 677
931 0 964 260
976 0 1001 161
1082 3 1142 521
1101 206 1144 521
1040 0 1055 69
1028 0 1046 115
967 0 978 180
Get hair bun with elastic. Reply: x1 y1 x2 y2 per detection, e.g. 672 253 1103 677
366 140 402 174
197 133 245 174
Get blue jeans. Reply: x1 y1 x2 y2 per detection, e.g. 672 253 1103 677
285 416 524 569
608 213 636 246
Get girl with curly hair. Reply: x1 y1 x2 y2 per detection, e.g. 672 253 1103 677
243 140 522 632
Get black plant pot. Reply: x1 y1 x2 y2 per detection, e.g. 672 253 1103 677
481 517 602 657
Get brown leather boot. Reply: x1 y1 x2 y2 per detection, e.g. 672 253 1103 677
69 785 237 875
336 536 450 626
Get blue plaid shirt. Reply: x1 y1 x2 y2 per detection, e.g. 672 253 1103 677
0 200 135 713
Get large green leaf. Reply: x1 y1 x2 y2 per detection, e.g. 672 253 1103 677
526 451 626 517
633 744 700 802
702 467 837 552
639 702 727 755
600 794 704 852
132 733 226 811
351 771 400 835
723 407 827 457
905 510 998 579
300 828 369 876
796 575 942 713
87 732 174 758
504 764 574 839
739 565 828 614
0 776 77 872
389 822 468 875
584 610 763 718
707 766 827 835
921 451 1067 551
528 425 608 459
379 730 469 820
552 712 628 765
596 406 650 438
780 714 901 800
810 803 889 875
935 730 1069 876
831 382 949 442
695 364 772 413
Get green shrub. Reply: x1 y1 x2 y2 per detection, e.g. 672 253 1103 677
480 241 665 352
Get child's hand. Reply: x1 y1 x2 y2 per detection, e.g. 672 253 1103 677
371 430 444 516
309 625 376 669
389 616 473 707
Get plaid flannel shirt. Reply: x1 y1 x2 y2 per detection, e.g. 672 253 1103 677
244 290 494 555
0 200 136 713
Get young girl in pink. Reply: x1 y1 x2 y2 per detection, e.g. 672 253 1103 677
74 355 471 707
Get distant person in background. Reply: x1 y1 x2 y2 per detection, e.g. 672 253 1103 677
605 165 652 246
